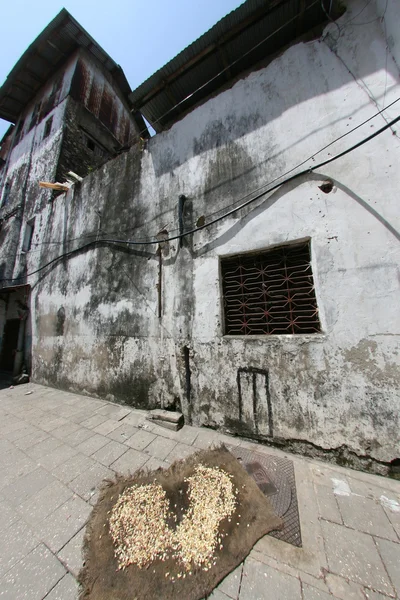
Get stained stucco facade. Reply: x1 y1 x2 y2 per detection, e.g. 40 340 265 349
1 0 399 470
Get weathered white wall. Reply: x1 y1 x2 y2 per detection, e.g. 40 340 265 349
19 0 400 466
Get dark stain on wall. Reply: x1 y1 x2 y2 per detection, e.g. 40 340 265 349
56 306 65 336
237 366 273 437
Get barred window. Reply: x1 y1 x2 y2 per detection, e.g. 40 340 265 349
221 241 320 335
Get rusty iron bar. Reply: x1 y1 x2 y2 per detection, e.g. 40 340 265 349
221 242 320 335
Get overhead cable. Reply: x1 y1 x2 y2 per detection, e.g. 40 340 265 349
30 96 400 249
1 112 399 283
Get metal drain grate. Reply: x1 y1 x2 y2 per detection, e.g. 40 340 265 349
232 447 302 547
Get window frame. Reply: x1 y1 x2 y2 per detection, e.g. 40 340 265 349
43 116 53 140
219 239 322 337
21 219 35 253
1 182 11 208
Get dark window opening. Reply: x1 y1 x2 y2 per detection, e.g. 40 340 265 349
29 102 41 131
43 117 53 139
22 219 35 252
86 138 95 151
1 182 11 208
14 119 25 145
221 241 321 336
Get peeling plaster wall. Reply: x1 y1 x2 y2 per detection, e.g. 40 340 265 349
0 45 138 378
12 0 400 463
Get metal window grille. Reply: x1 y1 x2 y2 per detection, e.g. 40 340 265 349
221 241 320 335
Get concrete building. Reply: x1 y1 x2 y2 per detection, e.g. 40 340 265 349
0 0 399 471
0 9 144 376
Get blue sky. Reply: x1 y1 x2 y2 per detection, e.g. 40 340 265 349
0 0 243 138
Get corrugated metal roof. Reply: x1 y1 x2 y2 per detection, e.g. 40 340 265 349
130 0 333 132
0 9 131 124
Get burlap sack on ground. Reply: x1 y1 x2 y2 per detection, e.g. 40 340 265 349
79 445 283 600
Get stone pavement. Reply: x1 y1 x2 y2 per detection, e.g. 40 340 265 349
0 383 399 600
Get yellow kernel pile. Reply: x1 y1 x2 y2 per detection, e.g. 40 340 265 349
109 482 173 569
109 464 237 576
172 465 236 571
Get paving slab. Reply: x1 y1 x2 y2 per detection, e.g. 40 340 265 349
51 423 81 440
63 427 95 447
28 436 64 459
57 527 85 578
53 404 81 420
144 435 177 460
95 404 131 420
14 428 50 450
68 462 114 501
373 537 400 595
43 573 79 600
76 433 109 456
16 479 73 526
320 520 394 595
33 495 91 553
37 444 79 471
216 563 242 598
0 543 66 600
208 589 232 600
192 428 221 449
166 442 199 463
80 414 109 430
325 572 365 599
314 483 343 525
336 494 398 541
52 453 96 484
68 410 98 425
0 518 39 577
146 423 200 446
125 429 156 451
40 417 70 433
143 456 169 471
0 454 39 490
110 448 149 474
92 418 121 436
240 558 302 599
106 422 139 443
380 504 400 541
1 466 56 506
91 440 127 467
302 582 333 599
2 422 38 442
0 500 19 533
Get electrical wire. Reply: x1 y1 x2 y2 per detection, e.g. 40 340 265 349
8 0 386 252
2 112 399 283
27 96 400 249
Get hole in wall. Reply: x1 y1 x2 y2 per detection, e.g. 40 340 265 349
318 180 334 194
389 458 400 476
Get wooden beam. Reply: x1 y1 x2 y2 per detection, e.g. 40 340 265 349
39 181 70 192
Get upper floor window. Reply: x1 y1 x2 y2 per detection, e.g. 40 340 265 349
29 102 41 131
43 116 53 140
1 182 11 208
22 219 35 252
82 132 108 159
221 241 320 336
14 119 25 145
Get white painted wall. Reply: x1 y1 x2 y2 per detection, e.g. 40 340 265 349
17 0 400 465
